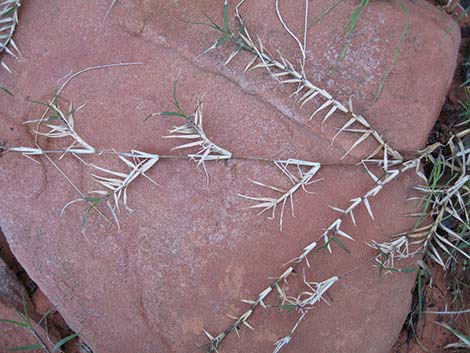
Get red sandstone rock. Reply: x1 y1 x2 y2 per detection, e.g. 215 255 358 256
0 1 459 353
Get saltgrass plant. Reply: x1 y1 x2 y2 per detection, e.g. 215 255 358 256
439 322 470 349
0 0 21 73
271 275 338 353
238 159 320 230
7 97 159 233
7 76 327 237
9 63 143 232
202 1 403 164
195 147 433 352
367 131 470 274
64 150 160 231
2 1 469 353
155 79 232 181
193 2 470 351
6 79 338 353
201 0 470 268
0 0 21 95
27 101 96 154
389 129 470 269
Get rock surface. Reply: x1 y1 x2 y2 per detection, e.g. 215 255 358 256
0 1 459 353
0 256 26 311
0 228 22 274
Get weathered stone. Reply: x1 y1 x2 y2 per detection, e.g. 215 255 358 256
0 1 459 353
0 228 22 274
0 256 26 311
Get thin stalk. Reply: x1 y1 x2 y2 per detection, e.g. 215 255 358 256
30 329 52 353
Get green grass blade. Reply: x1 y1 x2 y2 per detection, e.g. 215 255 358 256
0 319 29 328
35 308 56 329
332 236 351 253
447 7 469 34
398 266 418 273
8 344 44 352
417 268 423 322
172 78 185 114
223 0 231 34
22 295 30 326
339 0 369 61
440 323 470 348
309 0 345 28
412 155 445 232
202 12 224 33
0 85 13 96
373 0 410 103
159 111 187 117
216 36 231 48
52 333 79 352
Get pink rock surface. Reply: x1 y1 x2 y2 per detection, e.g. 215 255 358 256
0 1 459 353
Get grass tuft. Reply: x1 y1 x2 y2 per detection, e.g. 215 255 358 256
0 0 21 73
238 159 321 230
151 78 232 182
439 322 470 348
